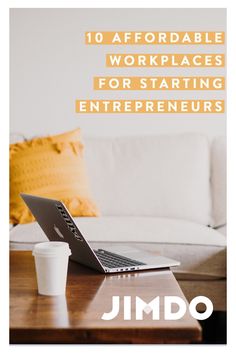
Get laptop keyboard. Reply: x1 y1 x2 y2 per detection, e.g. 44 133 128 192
94 249 146 269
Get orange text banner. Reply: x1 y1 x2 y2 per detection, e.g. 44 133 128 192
106 54 225 67
94 76 225 90
75 100 224 114
85 32 225 45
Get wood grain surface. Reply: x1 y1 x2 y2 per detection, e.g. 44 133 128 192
10 251 202 344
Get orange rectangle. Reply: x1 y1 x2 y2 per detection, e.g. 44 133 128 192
106 54 225 67
75 100 224 114
85 32 225 45
94 77 225 90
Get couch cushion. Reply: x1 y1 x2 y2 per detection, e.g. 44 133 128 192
211 136 226 227
9 216 225 246
10 216 226 279
216 224 227 236
83 134 212 225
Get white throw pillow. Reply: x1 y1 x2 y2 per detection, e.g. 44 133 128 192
83 134 212 225
211 136 226 227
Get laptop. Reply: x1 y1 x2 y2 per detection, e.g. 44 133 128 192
21 194 180 273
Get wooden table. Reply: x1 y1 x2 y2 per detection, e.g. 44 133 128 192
10 251 202 344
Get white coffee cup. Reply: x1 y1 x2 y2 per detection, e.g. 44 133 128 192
33 241 71 296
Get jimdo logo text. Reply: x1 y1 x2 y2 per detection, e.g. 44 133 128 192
101 296 213 321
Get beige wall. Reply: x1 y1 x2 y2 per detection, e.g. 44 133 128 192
10 8 226 138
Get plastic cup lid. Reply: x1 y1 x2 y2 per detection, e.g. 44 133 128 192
32 241 72 257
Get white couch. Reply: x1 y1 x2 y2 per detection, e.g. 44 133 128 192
10 133 226 311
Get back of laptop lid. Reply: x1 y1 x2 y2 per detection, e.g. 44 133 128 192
20 194 105 273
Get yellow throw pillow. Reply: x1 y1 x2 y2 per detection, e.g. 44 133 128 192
10 128 99 224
